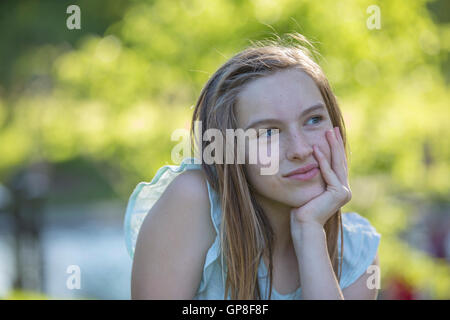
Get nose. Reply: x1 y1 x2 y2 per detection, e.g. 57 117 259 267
285 129 314 161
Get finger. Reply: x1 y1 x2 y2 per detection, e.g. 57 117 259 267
313 145 341 187
326 128 347 185
334 126 348 171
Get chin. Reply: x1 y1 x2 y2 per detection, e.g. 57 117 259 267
285 183 325 208
250 175 326 208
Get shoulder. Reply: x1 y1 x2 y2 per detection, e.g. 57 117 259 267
139 168 215 244
341 212 380 241
339 212 381 289
131 168 216 299
163 168 210 203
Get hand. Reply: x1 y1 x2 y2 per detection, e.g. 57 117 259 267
290 127 352 231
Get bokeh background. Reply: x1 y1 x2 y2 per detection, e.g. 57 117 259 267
0 0 448 300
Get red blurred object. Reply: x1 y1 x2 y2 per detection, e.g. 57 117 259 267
385 276 416 300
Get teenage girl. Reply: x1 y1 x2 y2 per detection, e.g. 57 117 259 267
125 33 381 300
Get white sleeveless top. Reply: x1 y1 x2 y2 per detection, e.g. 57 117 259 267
124 157 381 299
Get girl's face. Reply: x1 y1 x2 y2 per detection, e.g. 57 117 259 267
235 68 334 208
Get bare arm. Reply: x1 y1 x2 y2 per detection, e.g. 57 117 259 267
294 221 345 300
342 251 380 300
131 170 215 299
294 221 380 300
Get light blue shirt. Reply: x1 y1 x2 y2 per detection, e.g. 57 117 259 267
124 157 381 299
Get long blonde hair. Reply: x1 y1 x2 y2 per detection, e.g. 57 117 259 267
190 33 347 299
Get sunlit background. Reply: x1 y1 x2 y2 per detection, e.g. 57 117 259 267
0 0 448 300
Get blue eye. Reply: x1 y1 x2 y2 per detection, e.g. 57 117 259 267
260 128 278 138
307 115 323 125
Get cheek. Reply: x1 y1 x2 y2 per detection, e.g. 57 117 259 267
246 163 264 186
246 164 279 192
310 132 332 162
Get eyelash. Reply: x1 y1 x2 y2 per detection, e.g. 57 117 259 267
259 115 324 138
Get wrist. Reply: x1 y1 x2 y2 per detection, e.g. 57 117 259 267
296 220 325 232
291 220 326 245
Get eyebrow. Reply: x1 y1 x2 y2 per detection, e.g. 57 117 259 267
244 102 326 130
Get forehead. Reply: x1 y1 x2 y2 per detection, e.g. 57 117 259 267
235 68 324 127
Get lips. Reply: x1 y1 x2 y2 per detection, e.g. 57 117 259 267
283 163 319 178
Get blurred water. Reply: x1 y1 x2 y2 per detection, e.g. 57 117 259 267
0 237 15 297
0 200 132 299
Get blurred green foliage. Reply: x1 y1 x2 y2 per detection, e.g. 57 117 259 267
0 0 448 299
2 289 50 300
